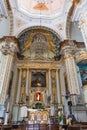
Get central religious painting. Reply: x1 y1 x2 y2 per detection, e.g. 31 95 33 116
31 70 46 88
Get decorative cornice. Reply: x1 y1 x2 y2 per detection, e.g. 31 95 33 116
0 43 17 55
59 39 76 50
59 40 77 58
76 42 85 48
75 50 87 63
16 60 61 70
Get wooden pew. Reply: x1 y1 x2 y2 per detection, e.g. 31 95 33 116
1 125 12 130
47 124 59 130
68 125 80 130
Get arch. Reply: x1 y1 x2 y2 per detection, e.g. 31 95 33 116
17 26 62 41
16 26 62 57
5 0 14 35
66 1 76 39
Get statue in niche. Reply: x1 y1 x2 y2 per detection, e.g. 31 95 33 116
22 70 26 79
36 92 41 101
22 32 55 60
20 84 25 102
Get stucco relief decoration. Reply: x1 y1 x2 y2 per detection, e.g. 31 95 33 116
16 19 25 28
33 3 48 10
57 24 64 30
23 31 55 60
17 0 63 18
18 28 61 58
1 43 17 55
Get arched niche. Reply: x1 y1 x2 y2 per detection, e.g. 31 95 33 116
16 26 61 60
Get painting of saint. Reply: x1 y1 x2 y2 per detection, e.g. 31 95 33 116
31 71 46 87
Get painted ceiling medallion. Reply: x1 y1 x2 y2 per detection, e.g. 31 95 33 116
16 0 63 18
33 3 48 10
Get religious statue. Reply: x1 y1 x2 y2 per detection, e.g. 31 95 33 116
36 93 41 101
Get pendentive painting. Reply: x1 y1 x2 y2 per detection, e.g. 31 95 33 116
31 70 46 87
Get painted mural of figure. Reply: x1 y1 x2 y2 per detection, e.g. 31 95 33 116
22 32 55 60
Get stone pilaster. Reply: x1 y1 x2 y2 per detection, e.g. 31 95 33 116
60 40 80 104
9 67 18 120
59 67 70 115
59 68 66 101
26 68 29 96
48 69 52 103
56 69 61 104
25 68 30 105
0 36 19 104
16 68 22 104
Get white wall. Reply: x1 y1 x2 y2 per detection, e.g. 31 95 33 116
70 22 84 42
0 17 10 38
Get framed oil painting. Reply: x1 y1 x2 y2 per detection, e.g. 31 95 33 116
31 70 46 88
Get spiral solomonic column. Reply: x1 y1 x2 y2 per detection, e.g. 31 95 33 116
0 36 19 105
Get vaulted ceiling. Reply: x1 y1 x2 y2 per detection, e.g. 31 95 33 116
16 0 64 18
0 0 87 75
0 0 86 41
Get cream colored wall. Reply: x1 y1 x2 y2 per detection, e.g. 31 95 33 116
0 18 10 38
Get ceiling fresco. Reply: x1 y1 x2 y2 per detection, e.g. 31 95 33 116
16 0 64 18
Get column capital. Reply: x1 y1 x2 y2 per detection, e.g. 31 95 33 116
59 39 76 57
18 68 22 71
56 68 59 72
48 68 51 71
0 36 19 55
26 68 29 71
0 36 19 48
75 49 87 63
